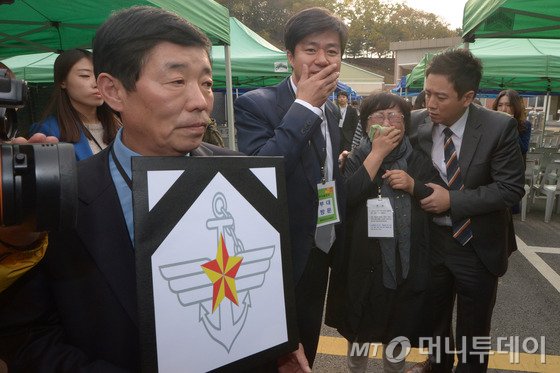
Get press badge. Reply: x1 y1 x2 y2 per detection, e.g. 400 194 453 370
316 180 340 227
367 197 394 237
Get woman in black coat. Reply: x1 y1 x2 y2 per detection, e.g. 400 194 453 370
326 93 440 373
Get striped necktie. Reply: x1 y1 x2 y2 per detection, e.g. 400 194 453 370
443 127 473 246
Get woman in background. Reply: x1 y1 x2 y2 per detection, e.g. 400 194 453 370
493 89 532 165
30 49 120 160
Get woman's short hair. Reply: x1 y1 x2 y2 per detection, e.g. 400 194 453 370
359 92 411 137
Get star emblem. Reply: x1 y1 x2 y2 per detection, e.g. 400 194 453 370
201 233 243 312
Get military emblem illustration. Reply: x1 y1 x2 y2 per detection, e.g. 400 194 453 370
159 192 275 352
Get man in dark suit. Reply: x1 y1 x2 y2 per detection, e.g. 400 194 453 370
405 50 525 373
234 7 347 370
337 90 359 152
0 6 237 371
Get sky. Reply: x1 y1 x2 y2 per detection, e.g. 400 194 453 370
393 0 469 30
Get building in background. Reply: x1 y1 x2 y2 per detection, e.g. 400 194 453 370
390 37 461 85
339 62 385 96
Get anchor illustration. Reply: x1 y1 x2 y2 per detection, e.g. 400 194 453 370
159 192 275 352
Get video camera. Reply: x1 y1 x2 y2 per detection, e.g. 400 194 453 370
1 68 77 232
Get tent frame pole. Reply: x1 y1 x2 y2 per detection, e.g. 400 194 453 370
224 45 236 150
541 91 551 147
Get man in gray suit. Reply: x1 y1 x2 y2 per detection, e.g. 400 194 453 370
406 49 524 373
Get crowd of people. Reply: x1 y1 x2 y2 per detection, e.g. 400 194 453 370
0 5 528 373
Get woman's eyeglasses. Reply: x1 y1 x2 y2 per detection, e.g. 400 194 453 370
368 112 404 124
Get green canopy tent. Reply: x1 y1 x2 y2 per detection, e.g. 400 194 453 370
1 52 57 83
0 0 243 148
406 38 560 143
406 39 560 93
211 18 290 89
1 17 290 88
462 0 560 42
461 0 560 145
0 0 230 57
1 17 292 144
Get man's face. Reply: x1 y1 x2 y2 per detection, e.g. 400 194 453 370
424 73 473 126
337 94 348 107
287 30 342 85
118 42 213 156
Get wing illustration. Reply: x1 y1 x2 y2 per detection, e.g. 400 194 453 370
159 245 275 307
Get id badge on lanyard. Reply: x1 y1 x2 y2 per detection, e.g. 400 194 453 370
317 180 340 227
367 187 394 237
311 133 340 228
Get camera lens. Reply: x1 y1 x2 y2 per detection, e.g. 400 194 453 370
1 143 77 231
0 76 27 109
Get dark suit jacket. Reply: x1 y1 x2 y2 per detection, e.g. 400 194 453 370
409 105 525 276
234 78 345 282
0 143 237 372
339 105 359 152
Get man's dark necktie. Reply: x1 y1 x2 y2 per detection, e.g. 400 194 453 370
443 127 473 245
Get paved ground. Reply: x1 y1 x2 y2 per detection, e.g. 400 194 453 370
313 199 560 372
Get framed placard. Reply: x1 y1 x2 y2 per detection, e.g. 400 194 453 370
132 156 298 372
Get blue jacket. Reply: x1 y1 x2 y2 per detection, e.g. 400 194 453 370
30 115 94 161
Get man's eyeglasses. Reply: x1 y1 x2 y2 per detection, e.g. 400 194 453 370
368 112 404 124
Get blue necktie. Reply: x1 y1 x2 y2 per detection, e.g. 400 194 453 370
443 127 473 246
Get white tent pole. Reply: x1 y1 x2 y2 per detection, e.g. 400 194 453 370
224 45 236 150
545 91 551 123
541 91 551 147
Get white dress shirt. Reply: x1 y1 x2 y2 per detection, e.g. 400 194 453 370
290 77 336 252
339 105 347 128
431 108 469 183
290 77 333 182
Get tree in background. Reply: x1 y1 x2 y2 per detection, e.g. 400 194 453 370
217 0 292 44
218 0 458 57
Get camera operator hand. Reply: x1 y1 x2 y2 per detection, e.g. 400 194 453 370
11 133 59 145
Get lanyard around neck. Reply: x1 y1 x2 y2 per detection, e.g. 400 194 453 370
110 144 132 190
311 137 327 183
81 122 103 151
